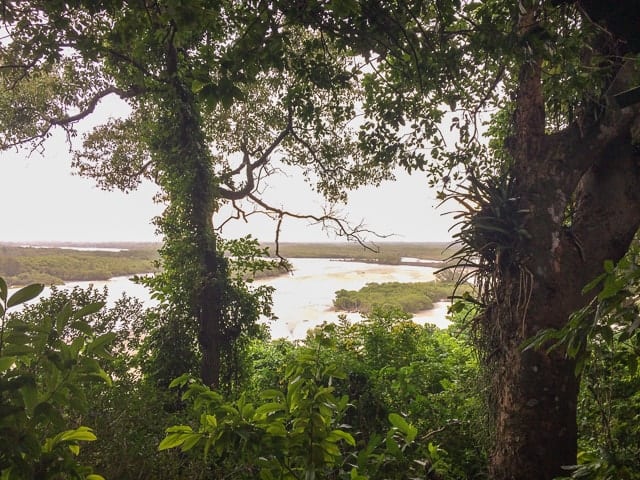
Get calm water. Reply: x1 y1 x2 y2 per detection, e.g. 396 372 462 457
9 258 451 340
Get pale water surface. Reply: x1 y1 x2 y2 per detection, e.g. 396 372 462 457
9 258 451 340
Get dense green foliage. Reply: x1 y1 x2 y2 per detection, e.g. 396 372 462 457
333 281 458 314
0 279 113 480
160 307 485 479
0 245 159 287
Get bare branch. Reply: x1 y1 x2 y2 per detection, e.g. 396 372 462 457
48 85 144 126
219 112 293 201
246 192 386 254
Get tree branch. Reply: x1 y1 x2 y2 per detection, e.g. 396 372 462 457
245 192 385 256
219 111 293 201
47 85 144 126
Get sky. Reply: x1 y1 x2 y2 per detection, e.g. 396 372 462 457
0 103 457 245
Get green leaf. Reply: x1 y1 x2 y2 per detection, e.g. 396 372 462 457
241 402 255 419
86 475 106 480
59 427 97 442
7 283 44 308
603 259 615 273
329 429 356 446
88 368 113 387
0 356 15 372
70 320 93 336
582 272 606 294
255 402 285 417
87 332 116 353
204 414 217 428
180 433 202 452
0 276 7 303
56 302 73 331
72 301 106 319
388 413 410 434
168 373 193 389
260 389 285 401
265 422 287 437
191 79 207 93
158 428 198 451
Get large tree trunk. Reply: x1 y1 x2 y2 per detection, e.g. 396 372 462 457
154 58 227 388
484 8 640 478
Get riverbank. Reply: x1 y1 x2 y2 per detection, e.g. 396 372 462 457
1 241 451 287
0 244 160 287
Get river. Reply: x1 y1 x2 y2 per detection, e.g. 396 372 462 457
9 258 451 340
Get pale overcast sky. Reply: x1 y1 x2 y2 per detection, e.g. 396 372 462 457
0 102 457 244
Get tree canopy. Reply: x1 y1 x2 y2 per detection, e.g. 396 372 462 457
2 1 640 479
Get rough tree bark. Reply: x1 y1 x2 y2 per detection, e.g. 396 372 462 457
485 8 640 479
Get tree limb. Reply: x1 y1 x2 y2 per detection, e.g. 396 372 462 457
219 111 293 201
245 192 385 257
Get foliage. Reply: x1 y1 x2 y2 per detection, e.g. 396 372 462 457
159 335 440 480
0 278 112 480
333 281 461 314
305 308 486 479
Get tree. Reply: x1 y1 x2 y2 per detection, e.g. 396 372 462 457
278 1 640 478
0 1 392 388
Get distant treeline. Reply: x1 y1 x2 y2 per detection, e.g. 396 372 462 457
0 241 454 287
0 245 161 287
333 280 465 314
263 241 453 265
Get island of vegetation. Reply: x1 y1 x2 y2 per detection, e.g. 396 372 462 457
333 281 463 315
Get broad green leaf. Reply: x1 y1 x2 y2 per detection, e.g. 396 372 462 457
0 276 7 303
59 427 97 442
87 475 106 480
265 422 287 437
20 381 38 412
388 413 410 434
328 429 355 446
406 424 418 443
241 402 255 419
191 79 206 93
158 429 198 451
168 373 192 389
70 320 93 336
7 283 44 308
88 368 113 387
165 425 194 434
0 356 15 372
260 389 285 401
582 272 606 294
603 259 615 273
180 433 202 452
204 414 217 428
56 302 73 331
87 332 116 353
255 402 285 417
72 301 105 319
